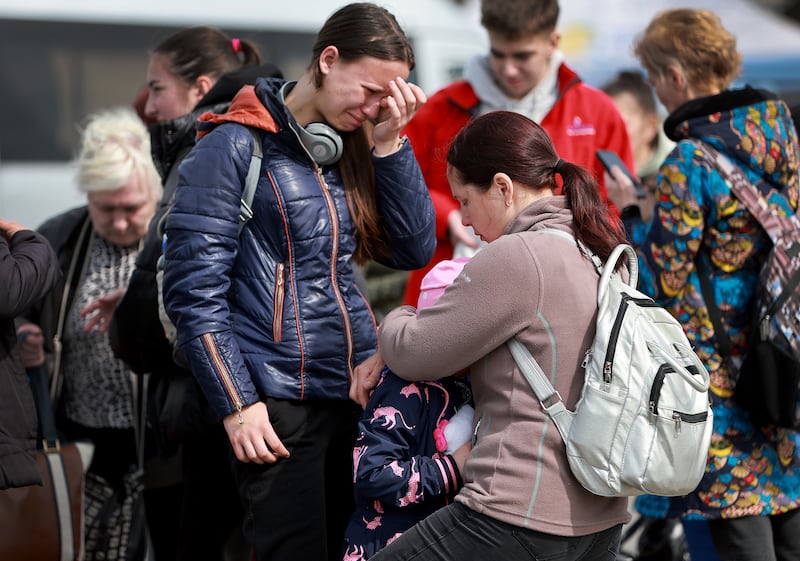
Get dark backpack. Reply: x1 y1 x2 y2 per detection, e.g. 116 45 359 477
694 140 800 428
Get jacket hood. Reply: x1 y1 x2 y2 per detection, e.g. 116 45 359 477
665 86 798 191
149 106 223 177
197 63 282 107
197 82 281 137
504 195 573 236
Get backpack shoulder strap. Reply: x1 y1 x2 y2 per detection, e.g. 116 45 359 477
538 229 604 273
691 139 793 243
238 126 264 235
507 337 573 442
695 256 734 359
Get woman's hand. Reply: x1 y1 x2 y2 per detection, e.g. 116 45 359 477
16 323 45 368
350 351 385 408
80 288 126 333
372 77 426 157
0 218 28 240
223 401 291 464
605 166 640 211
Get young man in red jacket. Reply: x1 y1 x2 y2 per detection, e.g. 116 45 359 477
401 0 634 305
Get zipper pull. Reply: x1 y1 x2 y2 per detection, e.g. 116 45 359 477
472 417 482 446
673 412 682 436
581 348 592 369
760 315 770 341
603 361 612 383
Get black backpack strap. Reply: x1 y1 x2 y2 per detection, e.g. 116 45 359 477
695 256 733 359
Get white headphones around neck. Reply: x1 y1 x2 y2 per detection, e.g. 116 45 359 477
279 82 344 166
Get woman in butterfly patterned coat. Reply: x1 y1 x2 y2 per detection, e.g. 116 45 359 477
608 9 800 561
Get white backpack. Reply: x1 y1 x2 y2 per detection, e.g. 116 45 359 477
508 234 713 497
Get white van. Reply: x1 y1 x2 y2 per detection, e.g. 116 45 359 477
0 0 484 228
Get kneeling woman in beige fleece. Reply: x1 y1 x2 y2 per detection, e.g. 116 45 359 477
370 110 631 561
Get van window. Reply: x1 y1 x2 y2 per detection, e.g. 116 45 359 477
0 18 315 162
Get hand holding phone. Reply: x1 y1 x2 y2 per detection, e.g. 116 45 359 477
596 150 647 199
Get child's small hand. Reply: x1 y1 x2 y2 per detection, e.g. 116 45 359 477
443 404 474 454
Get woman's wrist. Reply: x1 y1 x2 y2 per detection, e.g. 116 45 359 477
373 135 407 157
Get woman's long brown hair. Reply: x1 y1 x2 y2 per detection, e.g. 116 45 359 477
309 3 415 263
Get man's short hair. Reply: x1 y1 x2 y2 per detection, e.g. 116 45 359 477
481 0 560 39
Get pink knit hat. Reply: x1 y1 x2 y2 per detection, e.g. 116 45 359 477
416 257 470 312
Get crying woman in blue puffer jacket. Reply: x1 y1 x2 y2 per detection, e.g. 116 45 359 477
161 4 435 561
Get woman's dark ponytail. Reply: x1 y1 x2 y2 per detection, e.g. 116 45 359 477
448 111 627 263
557 161 627 263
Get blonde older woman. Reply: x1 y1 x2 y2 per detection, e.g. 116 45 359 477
16 107 160 555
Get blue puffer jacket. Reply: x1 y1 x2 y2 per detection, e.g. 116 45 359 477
163 77 435 418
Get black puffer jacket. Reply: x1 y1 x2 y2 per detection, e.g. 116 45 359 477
0 229 60 489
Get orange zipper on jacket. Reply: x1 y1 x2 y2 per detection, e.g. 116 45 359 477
273 262 285 342
315 166 355 382
202 333 243 414
267 170 306 396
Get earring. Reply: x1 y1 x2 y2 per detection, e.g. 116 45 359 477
505 200 512 207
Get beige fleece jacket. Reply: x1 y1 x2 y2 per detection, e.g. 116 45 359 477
379 196 631 536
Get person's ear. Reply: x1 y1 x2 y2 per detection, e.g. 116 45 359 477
318 45 340 76
548 31 561 51
492 172 515 205
644 112 660 145
666 64 686 91
193 75 214 99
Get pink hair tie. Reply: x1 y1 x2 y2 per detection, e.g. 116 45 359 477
231 38 241 53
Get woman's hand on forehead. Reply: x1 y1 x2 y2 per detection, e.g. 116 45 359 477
372 77 426 156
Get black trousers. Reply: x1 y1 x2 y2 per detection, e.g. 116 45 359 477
229 398 361 561
370 503 622 561
177 424 245 561
708 508 800 561
371 502 622 561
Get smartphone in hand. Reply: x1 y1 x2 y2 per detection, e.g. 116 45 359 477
596 150 647 199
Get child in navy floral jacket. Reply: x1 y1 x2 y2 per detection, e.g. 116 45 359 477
342 259 474 561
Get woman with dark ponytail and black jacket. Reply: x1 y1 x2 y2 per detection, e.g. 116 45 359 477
110 26 282 561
